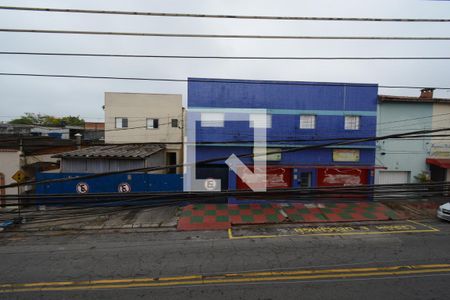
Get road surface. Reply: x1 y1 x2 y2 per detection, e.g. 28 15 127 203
1 219 449 299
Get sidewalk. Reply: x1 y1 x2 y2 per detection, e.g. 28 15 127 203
177 202 405 231
1 200 441 233
2 206 178 232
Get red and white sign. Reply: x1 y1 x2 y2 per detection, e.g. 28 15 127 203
317 168 368 187
236 166 293 190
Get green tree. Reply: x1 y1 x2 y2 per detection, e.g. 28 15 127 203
9 113 85 127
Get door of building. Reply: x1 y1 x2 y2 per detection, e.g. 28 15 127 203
166 152 177 174
196 164 229 191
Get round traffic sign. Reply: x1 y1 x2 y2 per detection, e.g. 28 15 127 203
76 182 89 194
204 178 217 191
118 182 131 193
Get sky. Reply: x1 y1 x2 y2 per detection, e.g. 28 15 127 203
0 0 450 122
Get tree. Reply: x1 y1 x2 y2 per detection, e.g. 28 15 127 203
9 113 85 127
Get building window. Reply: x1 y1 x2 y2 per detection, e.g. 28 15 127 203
115 117 128 128
171 119 179 128
201 112 224 127
299 115 316 129
146 118 159 129
250 114 272 128
344 115 360 130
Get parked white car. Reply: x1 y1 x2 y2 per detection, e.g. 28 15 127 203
437 203 450 221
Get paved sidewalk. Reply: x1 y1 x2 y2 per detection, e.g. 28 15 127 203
2 206 178 232
1 200 438 233
177 202 405 231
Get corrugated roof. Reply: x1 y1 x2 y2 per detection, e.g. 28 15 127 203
53 144 165 159
379 95 450 103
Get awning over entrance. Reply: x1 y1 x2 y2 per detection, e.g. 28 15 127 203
426 158 450 169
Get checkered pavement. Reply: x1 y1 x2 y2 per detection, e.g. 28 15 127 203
177 202 404 231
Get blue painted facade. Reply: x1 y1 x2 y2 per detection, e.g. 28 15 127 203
187 78 378 189
35 172 183 200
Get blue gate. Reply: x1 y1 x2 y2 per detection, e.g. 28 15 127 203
35 172 183 194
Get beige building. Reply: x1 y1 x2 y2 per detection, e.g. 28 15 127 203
429 101 450 182
104 92 183 173
0 149 21 207
431 102 450 158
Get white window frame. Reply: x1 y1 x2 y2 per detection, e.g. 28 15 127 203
201 112 224 127
299 115 316 129
249 114 272 129
146 118 159 129
344 115 360 130
115 117 128 128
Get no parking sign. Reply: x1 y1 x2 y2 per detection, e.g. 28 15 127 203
118 182 131 193
76 182 89 194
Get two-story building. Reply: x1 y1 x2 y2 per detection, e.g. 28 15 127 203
104 92 183 173
186 78 378 191
376 89 450 184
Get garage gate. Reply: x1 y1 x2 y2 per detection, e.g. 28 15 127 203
377 171 410 185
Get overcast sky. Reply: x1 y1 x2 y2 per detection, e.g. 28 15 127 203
0 0 450 122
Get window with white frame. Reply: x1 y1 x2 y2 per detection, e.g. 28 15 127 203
146 118 159 129
115 117 128 128
249 114 272 128
345 115 360 130
299 115 316 129
201 112 224 127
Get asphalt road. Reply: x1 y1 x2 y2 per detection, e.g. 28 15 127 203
1 219 450 300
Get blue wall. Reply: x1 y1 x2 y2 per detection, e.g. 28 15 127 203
187 78 378 188
188 78 377 112
35 172 183 194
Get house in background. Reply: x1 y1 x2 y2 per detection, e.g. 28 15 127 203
0 124 33 135
83 122 105 141
104 92 183 173
376 89 450 184
53 144 167 174
0 149 21 207
428 90 450 183
187 78 379 191
0 136 79 207
38 144 183 195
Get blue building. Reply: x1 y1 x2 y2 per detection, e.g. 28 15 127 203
186 78 378 191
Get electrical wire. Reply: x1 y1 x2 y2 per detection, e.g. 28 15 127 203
1 6 449 22
1 126 449 189
2 51 450 60
2 28 450 40
1 72 449 90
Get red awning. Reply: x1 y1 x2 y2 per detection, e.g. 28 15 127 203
426 158 450 169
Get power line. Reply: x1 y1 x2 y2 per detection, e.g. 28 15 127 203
1 6 449 22
2 28 450 40
1 51 450 60
1 72 450 90
1 127 449 189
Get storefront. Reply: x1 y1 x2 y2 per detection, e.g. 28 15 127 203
426 158 450 182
